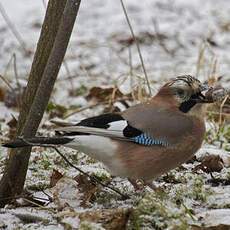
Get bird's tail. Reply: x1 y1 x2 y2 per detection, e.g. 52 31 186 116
2 136 74 148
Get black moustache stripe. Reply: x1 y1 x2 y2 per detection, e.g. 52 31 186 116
179 92 204 113
179 99 197 113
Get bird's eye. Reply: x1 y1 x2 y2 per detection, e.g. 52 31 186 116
176 88 190 101
177 89 185 96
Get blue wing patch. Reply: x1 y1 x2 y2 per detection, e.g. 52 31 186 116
130 133 169 147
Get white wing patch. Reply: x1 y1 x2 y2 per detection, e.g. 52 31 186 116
107 120 128 131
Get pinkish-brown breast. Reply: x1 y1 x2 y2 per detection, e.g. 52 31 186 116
113 117 206 181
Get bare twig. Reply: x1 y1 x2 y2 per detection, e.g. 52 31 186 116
13 54 20 88
52 147 129 199
3 53 14 77
3 53 21 88
0 193 49 204
22 198 53 211
64 97 131 119
128 47 133 78
209 57 218 80
128 47 138 101
207 111 230 117
64 102 102 119
196 42 206 78
12 53 23 107
120 0 152 95
42 0 47 9
108 43 130 66
0 2 28 54
18 137 129 199
63 60 75 92
0 74 14 91
218 95 229 125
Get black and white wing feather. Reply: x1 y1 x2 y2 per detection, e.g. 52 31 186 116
3 113 169 148
56 113 168 147
56 113 135 139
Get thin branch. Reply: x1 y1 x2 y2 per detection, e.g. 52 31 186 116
120 0 152 95
0 2 28 54
63 59 75 92
12 53 23 108
22 198 53 211
18 137 129 199
196 42 206 78
128 47 136 101
207 111 230 117
0 74 14 91
42 0 47 9
13 53 20 88
0 193 49 203
218 95 229 125
52 147 129 199
64 102 103 119
3 53 14 77
64 97 131 119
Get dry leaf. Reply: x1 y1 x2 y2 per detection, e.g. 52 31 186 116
6 116 18 139
86 86 124 102
193 155 224 174
51 177 82 211
50 169 64 188
79 208 130 230
74 174 99 207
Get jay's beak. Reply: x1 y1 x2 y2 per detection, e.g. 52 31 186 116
200 83 209 92
191 83 212 103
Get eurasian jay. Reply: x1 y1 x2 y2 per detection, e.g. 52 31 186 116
3 75 214 184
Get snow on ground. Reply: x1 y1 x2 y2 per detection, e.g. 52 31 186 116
0 0 229 229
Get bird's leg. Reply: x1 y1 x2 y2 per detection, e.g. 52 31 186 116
129 178 160 191
210 172 215 180
143 180 158 190
128 178 144 191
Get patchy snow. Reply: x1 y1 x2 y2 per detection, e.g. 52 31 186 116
1 0 230 89
0 0 229 229
196 209 230 227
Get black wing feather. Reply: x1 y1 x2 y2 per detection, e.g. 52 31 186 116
57 113 144 138
77 113 124 128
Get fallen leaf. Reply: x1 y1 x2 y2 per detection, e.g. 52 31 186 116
6 116 18 139
50 169 64 188
86 86 124 102
74 174 100 207
79 208 130 230
51 177 83 211
114 32 167 47
193 155 224 174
